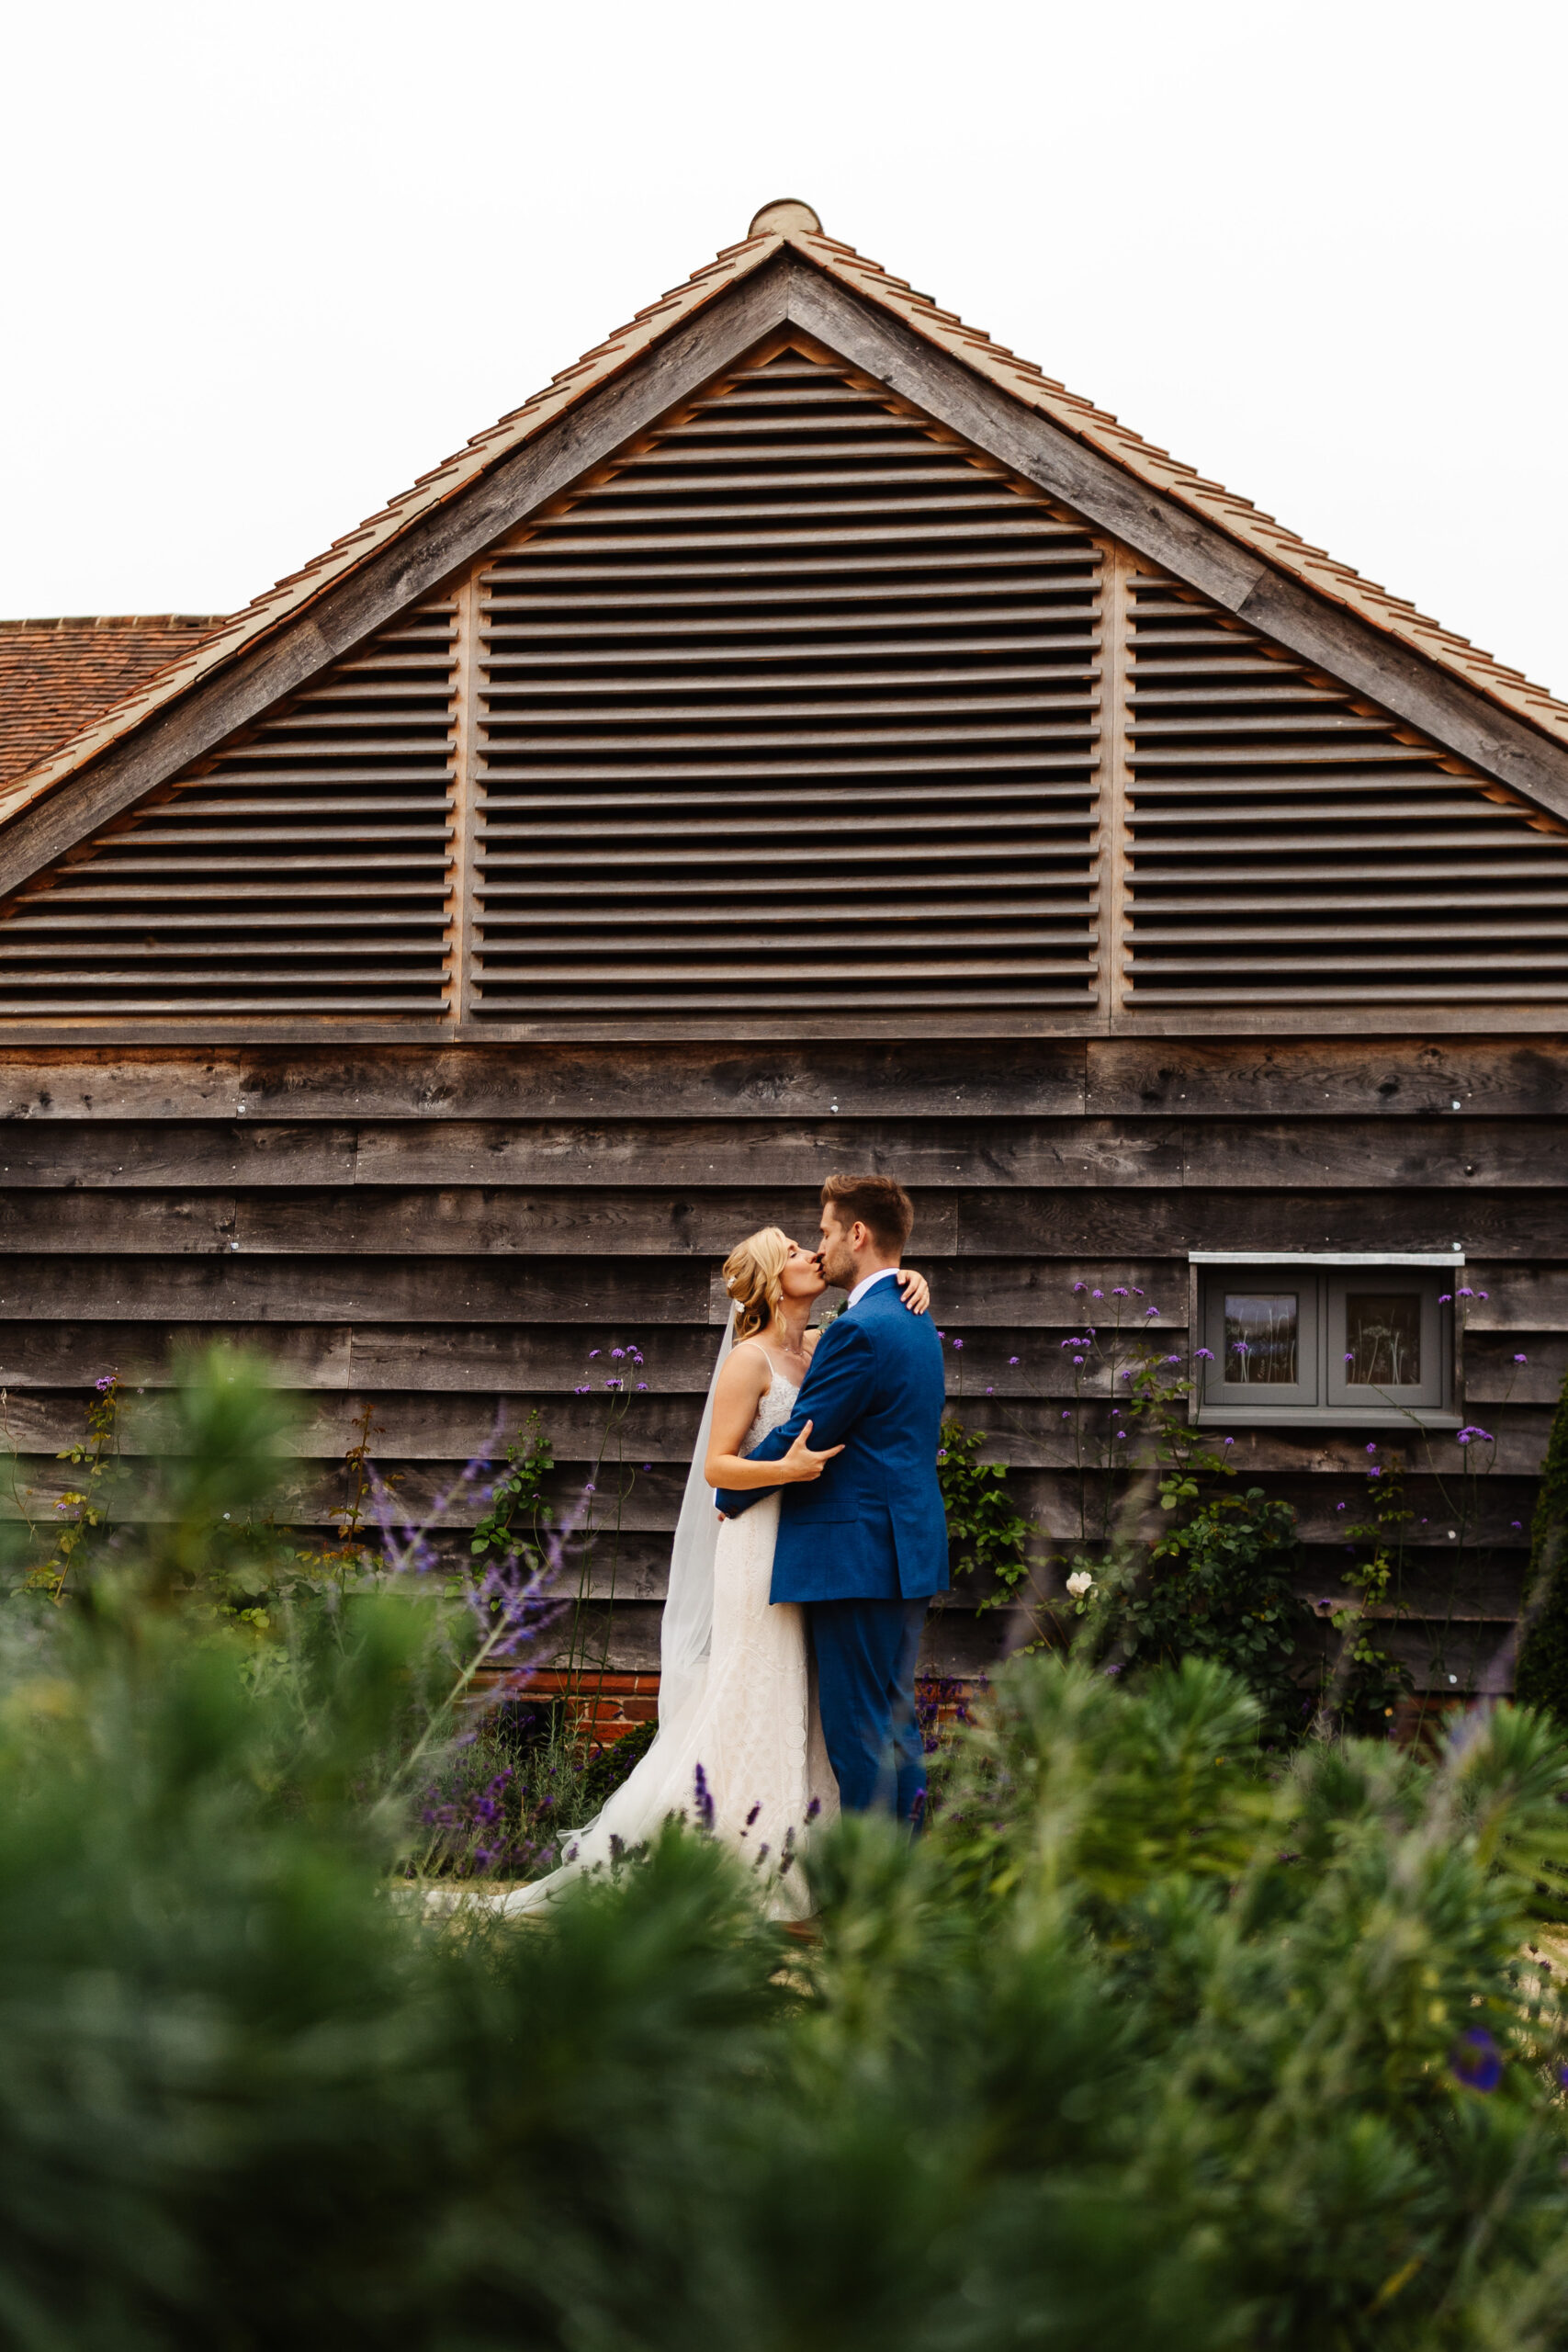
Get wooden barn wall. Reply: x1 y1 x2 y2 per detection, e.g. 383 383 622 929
0 1034 1562 1695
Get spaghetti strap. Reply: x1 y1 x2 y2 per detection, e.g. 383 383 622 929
741 1337 782 1381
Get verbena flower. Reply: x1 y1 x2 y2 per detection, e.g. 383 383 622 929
1194 1348 1214 1362
1450 2027 1504 2093
1515 1352 1529 1363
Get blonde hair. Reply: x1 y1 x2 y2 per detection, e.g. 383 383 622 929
722 1226 790 1343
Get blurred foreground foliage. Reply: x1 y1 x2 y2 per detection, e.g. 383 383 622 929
6 1356 1568 2346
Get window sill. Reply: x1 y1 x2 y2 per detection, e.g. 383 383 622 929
1194 1408 1463 1433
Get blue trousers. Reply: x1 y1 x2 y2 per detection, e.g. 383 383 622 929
807 1597 928 1820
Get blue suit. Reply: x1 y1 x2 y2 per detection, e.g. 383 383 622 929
716 1275 948 1816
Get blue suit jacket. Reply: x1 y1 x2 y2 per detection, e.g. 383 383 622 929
716 1275 949 1604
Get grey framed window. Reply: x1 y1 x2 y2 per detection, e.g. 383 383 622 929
1191 1255 1459 1429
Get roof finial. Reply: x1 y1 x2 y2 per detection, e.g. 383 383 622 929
749 198 822 239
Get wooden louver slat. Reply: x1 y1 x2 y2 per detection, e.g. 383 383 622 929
1122 575 1568 1005
0 608 456 1017
470 348 1101 1018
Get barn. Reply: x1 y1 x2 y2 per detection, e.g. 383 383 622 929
2 198 1564 1712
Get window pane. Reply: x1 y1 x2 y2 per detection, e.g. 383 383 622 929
1224 1294 1299 1385
1345 1293 1421 1386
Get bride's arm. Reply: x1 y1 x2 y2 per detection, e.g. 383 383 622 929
704 1347 843 1490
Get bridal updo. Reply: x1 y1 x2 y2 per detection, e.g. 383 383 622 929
722 1226 790 1343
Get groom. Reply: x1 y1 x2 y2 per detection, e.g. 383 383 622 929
716 1173 947 1821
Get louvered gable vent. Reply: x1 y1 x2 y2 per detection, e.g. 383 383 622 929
0 605 455 1017
469 345 1102 1019
1123 574 1568 1005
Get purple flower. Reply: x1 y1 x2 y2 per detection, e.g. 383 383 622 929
1073 1355 1085 1367
985 1385 994 1396
692 1761 715 1834
1512 1520 1523 1531
1115 1430 1127 1440
1438 1294 1452 1305
642 1464 652 1473
635 1381 649 1392
1344 1352 1356 1363
1457 1287 1474 1299
1194 1348 1214 1362
1223 1437 1235 1448
1072 1283 1088 1295
1450 2028 1504 2093
936 1449 948 1464
94 1372 116 1394
1091 1289 1103 1300
1478 1291 1489 1301
744 1802 761 1829
1366 1442 1379 1454
1145 1306 1160 1319
1009 1355 1020 1366
610 1348 626 1361
1062 1410 1071 1421
1456 1426 1494 1446
605 1377 624 1391
953 1338 964 1351
1515 1352 1528 1364
1369 1465 1382 1478
1133 1287 1145 1297
1337 1502 1346 1511
1167 1353 1181 1365
583 1481 596 1495
936 1330 945 1340
574 1384 590 1396
588 1349 602 1359
1111 1286 1129 1297
806 1796 822 1823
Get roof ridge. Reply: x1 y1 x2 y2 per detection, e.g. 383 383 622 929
0 614 227 633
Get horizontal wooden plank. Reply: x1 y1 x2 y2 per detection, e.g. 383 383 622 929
0 1187 956 1258
6 1110 1567 1196
1085 1039 1568 1119
5 1040 1568 1124
958 1189 1567 1259
0 1257 705 1325
0 1043 1094 1122
4 1387 1544 1482
0 1118 1183 1189
1467 1270 1568 1332
0 1193 239 1251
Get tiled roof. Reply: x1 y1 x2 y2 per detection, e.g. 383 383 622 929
0 615 226 791
3 209 1565 835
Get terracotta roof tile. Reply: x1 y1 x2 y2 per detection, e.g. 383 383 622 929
0 615 226 790
2 215 1563 833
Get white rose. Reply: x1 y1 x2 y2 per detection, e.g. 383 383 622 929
1066 1570 1095 1599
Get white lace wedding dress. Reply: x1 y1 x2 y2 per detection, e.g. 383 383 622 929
503 1355 839 1917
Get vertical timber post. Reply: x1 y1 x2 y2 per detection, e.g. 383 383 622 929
446 568 482 1031
1097 540 1134 1028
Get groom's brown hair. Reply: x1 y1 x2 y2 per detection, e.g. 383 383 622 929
819 1172 914 1254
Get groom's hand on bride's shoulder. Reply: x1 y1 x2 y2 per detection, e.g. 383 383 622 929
780 1419 844 1482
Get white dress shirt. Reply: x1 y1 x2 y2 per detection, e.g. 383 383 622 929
846 1265 899 1310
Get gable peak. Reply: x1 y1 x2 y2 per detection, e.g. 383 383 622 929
748 197 822 239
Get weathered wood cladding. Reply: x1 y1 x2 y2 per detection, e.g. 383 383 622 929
0 1039 1554 1691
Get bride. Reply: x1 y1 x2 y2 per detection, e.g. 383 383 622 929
503 1227 930 1915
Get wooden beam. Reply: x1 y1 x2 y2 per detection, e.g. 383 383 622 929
0 262 798 904
780 264 1568 824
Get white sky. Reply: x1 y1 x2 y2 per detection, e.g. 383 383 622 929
4 0 1564 696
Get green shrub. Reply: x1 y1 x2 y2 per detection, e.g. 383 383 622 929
6 1355 1568 2346
1515 1363 1568 1724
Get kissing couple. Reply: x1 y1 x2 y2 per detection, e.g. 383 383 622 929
508 1173 947 1917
